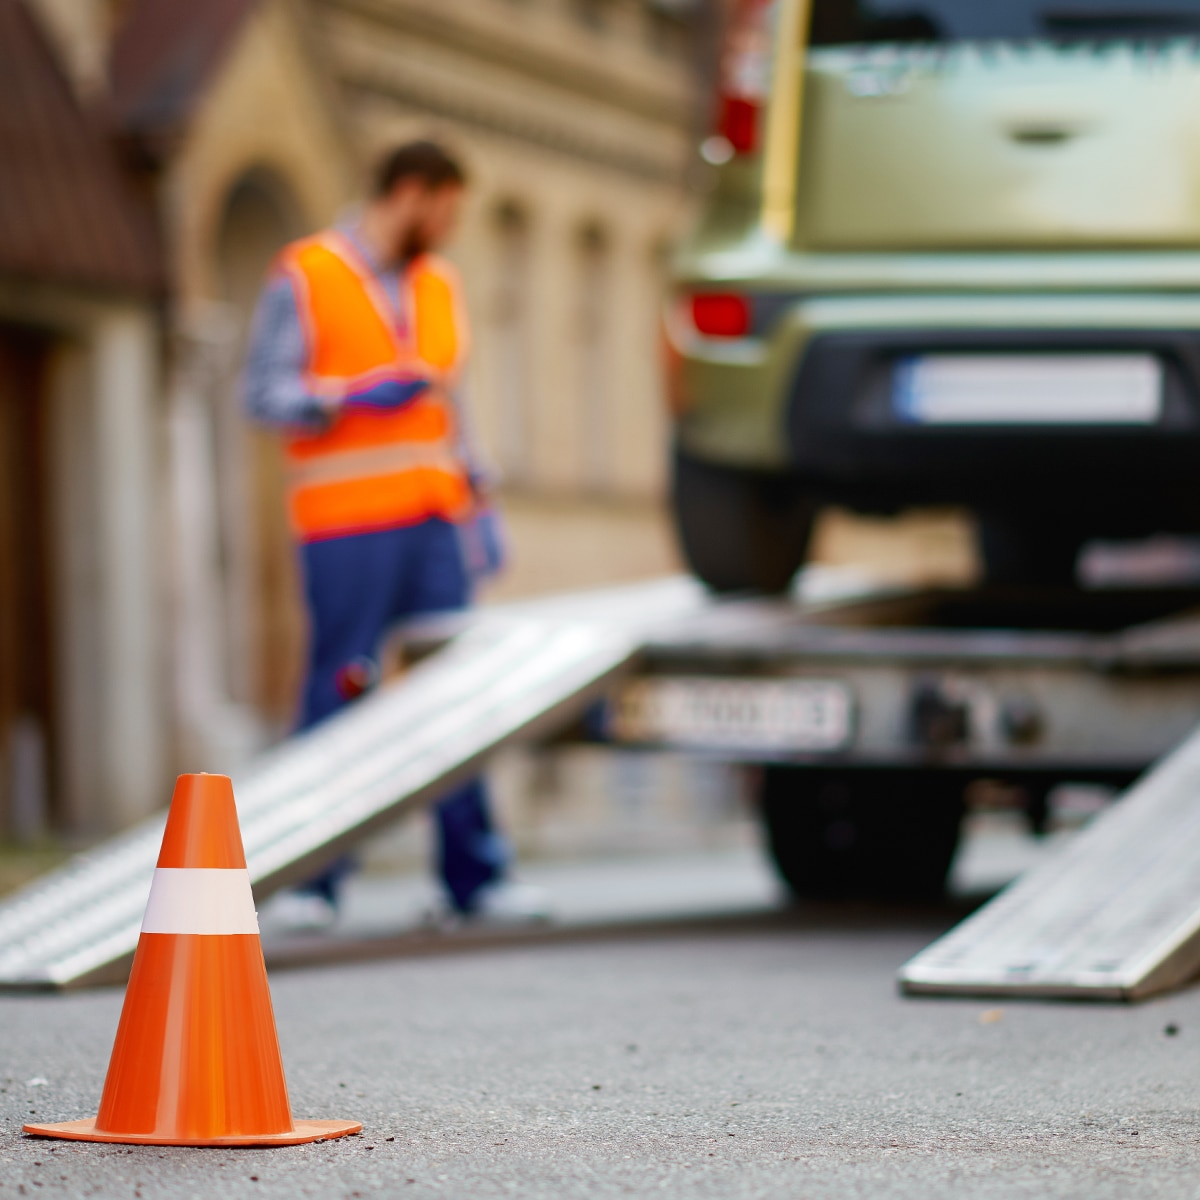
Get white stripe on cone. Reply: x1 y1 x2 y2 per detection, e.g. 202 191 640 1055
141 868 260 935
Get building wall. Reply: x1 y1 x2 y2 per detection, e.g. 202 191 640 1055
319 0 696 503
2 0 700 834
164 0 698 754
168 0 356 308
0 282 162 836
159 0 358 752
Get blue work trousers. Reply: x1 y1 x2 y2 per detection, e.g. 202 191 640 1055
297 518 508 912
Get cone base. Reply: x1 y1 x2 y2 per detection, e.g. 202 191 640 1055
23 1117 362 1147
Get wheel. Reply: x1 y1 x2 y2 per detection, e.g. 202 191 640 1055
977 512 1085 586
672 445 815 594
760 767 965 903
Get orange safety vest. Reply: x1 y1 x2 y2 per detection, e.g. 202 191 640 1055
277 230 473 542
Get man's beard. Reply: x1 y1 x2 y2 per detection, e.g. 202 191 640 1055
401 227 431 260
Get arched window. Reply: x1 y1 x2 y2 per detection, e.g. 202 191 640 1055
574 221 611 493
213 167 305 726
488 200 534 484
216 169 304 312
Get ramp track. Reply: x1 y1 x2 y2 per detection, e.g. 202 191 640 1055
0 580 703 988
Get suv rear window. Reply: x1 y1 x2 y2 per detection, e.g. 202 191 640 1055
811 0 1200 44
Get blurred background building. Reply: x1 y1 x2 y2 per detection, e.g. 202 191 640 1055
0 0 163 841
0 0 706 840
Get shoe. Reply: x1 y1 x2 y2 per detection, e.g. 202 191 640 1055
416 896 464 933
469 880 554 926
263 890 338 933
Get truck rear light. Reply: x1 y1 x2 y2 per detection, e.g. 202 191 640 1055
714 0 775 156
691 292 751 338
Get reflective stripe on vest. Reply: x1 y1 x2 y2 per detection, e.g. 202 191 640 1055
286 439 463 488
278 232 471 542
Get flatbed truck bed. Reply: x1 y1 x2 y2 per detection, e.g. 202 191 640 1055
5 576 1200 991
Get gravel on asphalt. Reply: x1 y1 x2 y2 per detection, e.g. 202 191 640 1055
2 916 1198 1199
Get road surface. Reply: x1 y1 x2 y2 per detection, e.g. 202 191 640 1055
2 898 1198 1199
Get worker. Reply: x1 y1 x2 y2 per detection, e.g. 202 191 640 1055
243 140 547 930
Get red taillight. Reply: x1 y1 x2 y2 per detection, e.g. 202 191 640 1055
715 0 775 156
717 97 760 154
690 292 751 338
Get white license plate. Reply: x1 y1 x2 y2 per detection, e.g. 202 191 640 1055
608 677 853 754
894 354 1162 425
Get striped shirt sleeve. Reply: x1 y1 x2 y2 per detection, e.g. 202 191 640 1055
241 272 330 430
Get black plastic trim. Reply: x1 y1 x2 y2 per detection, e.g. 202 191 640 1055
784 327 1200 515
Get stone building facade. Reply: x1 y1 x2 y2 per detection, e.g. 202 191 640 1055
1 0 163 837
8 0 701 833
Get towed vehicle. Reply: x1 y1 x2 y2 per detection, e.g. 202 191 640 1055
668 0 1200 591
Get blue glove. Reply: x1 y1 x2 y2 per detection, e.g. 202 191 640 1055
344 378 429 411
459 504 508 583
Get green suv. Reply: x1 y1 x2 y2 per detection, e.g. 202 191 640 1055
668 0 1200 590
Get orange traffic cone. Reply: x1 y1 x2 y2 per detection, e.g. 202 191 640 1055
25 773 362 1146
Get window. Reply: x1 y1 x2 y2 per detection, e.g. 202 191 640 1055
574 222 611 493
489 201 534 484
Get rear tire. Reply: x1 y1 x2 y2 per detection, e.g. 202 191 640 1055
672 446 815 594
761 767 965 903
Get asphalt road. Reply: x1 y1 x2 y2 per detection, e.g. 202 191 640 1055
3 909 1200 1200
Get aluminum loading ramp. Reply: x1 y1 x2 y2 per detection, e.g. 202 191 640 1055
900 722 1200 1001
0 579 705 990
10 569 1200 996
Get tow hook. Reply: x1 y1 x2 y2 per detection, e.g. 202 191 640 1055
909 677 970 748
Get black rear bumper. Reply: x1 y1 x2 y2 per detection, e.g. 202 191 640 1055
785 328 1200 520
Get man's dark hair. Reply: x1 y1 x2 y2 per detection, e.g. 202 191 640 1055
373 140 466 197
